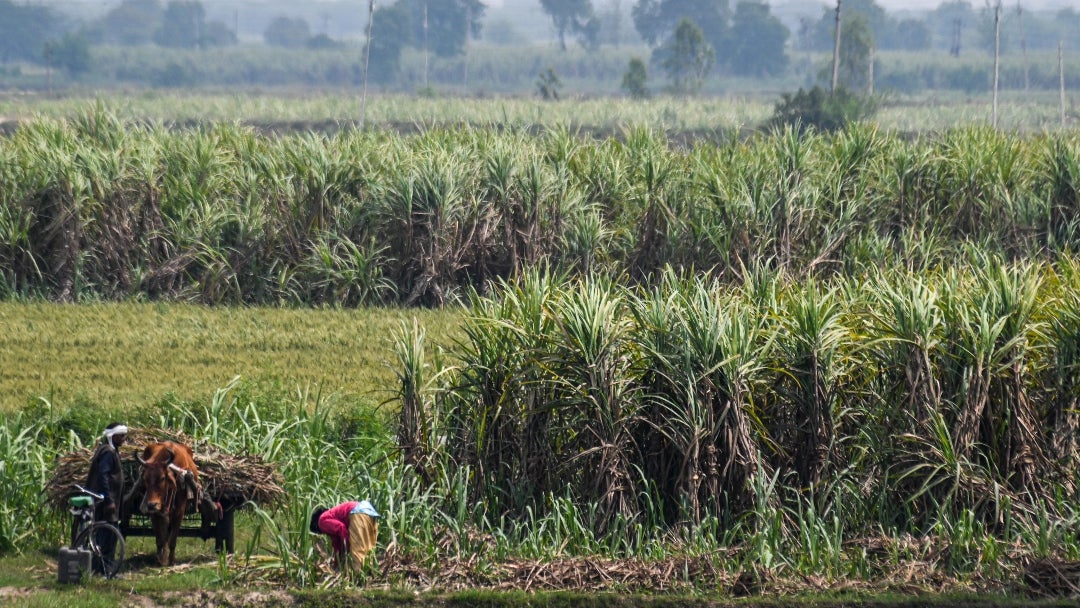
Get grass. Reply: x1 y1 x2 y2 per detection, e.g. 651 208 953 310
5 112 1080 312
4 98 1080 604
0 302 462 413
0 89 1074 134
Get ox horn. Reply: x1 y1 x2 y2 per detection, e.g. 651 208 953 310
164 447 175 465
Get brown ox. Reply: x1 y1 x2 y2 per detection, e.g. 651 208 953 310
137 441 200 566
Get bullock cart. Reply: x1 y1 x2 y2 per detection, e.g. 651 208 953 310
46 428 285 555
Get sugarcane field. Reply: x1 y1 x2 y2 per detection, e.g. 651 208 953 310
4 1 1080 605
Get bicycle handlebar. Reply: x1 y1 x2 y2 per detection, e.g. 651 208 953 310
73 484 105 502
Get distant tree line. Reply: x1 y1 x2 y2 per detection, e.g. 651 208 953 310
88 0 235 49
796 0 1080 55
0 0 1078 94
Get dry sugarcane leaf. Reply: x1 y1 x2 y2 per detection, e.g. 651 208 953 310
45 427 286 510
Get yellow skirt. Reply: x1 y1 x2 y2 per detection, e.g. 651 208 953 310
347 512 378 571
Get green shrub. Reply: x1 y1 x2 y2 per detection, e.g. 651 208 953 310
766 85 877 133
537 67 562 100
620 57 649 99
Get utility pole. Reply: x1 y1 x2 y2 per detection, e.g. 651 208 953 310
950 18 962 57
831 0 842 93
613 0 622 49
868 46 874 97
423 1 430 89
1017 1 1029 93
1061 41 1067 129
463 3 470 89
992 0 1001 129
361 0 375 129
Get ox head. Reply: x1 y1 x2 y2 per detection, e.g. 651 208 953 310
138 444 179 515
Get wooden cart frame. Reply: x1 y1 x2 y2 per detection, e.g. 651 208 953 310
119 497 240 554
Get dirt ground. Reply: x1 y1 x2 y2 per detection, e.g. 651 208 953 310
4 585 1080 608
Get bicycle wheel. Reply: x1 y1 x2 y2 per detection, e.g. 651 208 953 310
72 522 125 579
70 516 89 547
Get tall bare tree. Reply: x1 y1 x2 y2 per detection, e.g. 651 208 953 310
990 0 1001 128
360 0 374 128
831 0 842 92
1061 41 1067 128
1016 1 1028 92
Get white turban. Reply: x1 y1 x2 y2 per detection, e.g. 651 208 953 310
103 425 128 438
103 425 128 448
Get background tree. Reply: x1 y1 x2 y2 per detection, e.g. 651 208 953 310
91 0 162 46
658 17 714 95
632 0 729 54
768 85 877 132
728 0 788 77
1053 8 1080 43
976 1 1006 54
0 0 61 63
201 21 237 48
832 14 874 92
306 34 343 50
42 33 91 76
807 0 918 51
399 0 484 58
154 0 205 49
893 18 930 51
540 0 597 51
928 1 975 54
621 57 650 98
537 66 562 100
264 15 311 49
598 0 639 47
367 3 413 83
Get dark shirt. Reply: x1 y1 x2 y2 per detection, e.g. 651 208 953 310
86 442 124 521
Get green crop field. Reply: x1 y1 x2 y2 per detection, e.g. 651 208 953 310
0 88 1075 134
3 98 1080 606
0 302 461 413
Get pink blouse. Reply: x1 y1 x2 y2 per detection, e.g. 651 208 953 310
318 501 359 554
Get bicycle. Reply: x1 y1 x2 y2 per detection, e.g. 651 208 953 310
69 484 126 579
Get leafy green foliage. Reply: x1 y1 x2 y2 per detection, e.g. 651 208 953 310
153 0 205 49
6 261 1080 588
5 109 1080 313
804 0 928 52
729 0 789 77
620 57 649 99
0 301 461 412
657 18 714 95
368 3 413 83
264 16 312 49
767 85 876 133
398 0 485 58
389 262 1080 570
90 0 162 46
537 67 563 100
0 0 61 63
540 0 598 52
834 14 875 92
43 33 92 77
631 0 729 51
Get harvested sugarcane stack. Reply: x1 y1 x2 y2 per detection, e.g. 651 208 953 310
45 427 286 510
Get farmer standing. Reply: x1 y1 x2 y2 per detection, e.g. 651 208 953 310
84 422 127 574
309 500 379 573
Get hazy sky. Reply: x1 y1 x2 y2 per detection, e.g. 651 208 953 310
481 0 1079 19
537 0 1076 7
50 0 1080 11
844 0 1071 7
